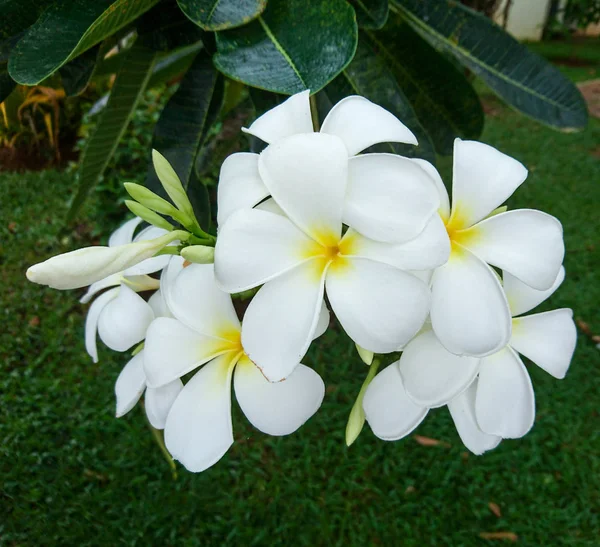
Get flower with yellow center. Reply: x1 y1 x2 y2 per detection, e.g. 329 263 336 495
215 132 450 382
420 139 565 357
143 262 326 473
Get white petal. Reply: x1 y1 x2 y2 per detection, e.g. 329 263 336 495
167 263 240 337
144 317 231 388
313 302 330 340
148 289 172 318
160 255 185 312
243 90 313 143
451 139 528 227
258 132 347 246
254 197 285 216
363 362 428 441
504 266 565 317
164 354 235 473
122 274 161 293
97 285 154 352
124 225 172 276
145 380 183 429
241 260 325 382
234 356 324 435
447 379 501 455
464 210 564 290
510 309 576 379
321 96 417 155
109 217 143 247
79 273 122 304
342 215 450 272
84 287 119 363
399 330 480 408
344 154 440 243
412 159 450 222
214 208 314 293
217 152 269 226
431 246 511 357
326 258 430 353
115 352 147 418
475 347 535 438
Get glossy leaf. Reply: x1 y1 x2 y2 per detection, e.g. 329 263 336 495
0 0 50 41
348 0 389 29
146 50 224 229
367 18 483 155
59 44 100 96
325 36 435 162
392 0 588 130
177 0 267 31
214 0 358 94
66 42 157 222
9 0 161 85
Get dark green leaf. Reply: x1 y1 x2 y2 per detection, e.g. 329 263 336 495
146 50 224 229
9 0 161 85
324 37 435 163
367 18 483 154
248 88 286 152
147 43 203 87
66 42 157 222
392 0 588 130
0 0 50 41
177 0 267 31
137 0 204 51
0 63 16 103
59 44 100 96
348 0 389 29
214 0 358 94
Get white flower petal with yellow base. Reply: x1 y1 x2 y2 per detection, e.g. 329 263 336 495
431 245 511 357
115 352 147 418
399 330 480 408
217 152 269 226
214 208 316 293
234 355 325 436
241 260 327 382
145 380 183 429
320 95 417 155
363 363 428 441
475 347 535 439
165 353 236 473
461 210 564 290
326 258 430 353
97 284 155 353
344 153 440 243
451 139 528 227
243 89 313 144
258 133 348 246
448 379 501 455
504 266 565 317
510 309 576 379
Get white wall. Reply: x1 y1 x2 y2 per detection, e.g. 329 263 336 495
494 0 553 41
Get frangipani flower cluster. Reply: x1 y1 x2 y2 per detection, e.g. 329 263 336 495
26 91 576 472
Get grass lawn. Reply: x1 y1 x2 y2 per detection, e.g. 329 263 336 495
1 47 599 545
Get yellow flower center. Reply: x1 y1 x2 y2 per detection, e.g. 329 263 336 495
300 229 357 280
444 208 477 252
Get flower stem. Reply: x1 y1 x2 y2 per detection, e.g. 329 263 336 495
310 94 320 132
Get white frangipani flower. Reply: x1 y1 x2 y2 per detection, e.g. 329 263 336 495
143 261 326 473
217 91 442 244
427 139 565 357
215 132 449 382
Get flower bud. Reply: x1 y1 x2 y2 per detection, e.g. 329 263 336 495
180 245 215 264
125 200 174 231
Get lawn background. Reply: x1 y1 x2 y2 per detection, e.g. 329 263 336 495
1 40 599 545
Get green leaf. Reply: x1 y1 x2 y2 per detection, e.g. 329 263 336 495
392 0 588 131
324 37 436 163
177 0 267 31
147 43 202 88
66 42 157 223
214 0 358 95
59 44 100 96
348 0 389 29
9 0 161 85
0 63 16 103
146 50 224 229
367 18 483 155
0 0 50 41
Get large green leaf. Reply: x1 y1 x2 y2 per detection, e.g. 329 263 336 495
214 0 358 94
367 19 483 155
0 63 16 102
59 44 100 96
0 0 50 41
177 0 267 31
392 0 588 130
146 50 224 229
325 37 435 163
66 42 157 222
9 0 161 85
348 0 389 29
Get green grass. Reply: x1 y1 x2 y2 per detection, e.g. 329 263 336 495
2 56 600 545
